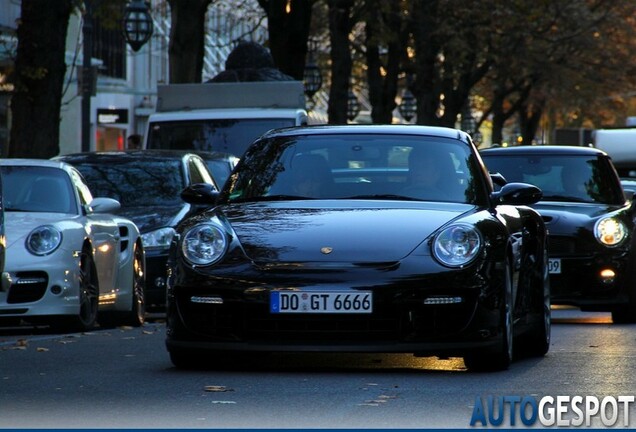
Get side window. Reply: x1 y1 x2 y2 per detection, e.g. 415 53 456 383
69 168 94 207
188 157 215 188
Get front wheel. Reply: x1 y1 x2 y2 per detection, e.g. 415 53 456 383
124 242 146 327
52 247 99 332
611 302 636 324
99 242 146 328
464 261 513 372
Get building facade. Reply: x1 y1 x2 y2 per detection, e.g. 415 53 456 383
0 0 268 156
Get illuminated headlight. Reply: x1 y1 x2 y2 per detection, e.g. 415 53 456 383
595 217 626 246
432 224 481 267
181 223 227 265
141 227 176 250
26 225 62 256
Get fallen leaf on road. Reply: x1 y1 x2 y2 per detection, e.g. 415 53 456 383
204 385 234 392
16 339 28 347
58 340 76 344
210 401 236 404
36 347 49 352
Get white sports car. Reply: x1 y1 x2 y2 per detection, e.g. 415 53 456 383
0 159 146 331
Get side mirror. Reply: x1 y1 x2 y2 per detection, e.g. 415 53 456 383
89 197 121 214
181 183 220 205
490 172 507 187
492 182 542 206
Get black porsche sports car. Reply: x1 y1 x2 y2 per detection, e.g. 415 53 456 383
55 150 219 311
166 125 549 371
481 145 636 323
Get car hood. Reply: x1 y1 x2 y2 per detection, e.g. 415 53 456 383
117 205 186 233
533 201 630 234
4 212 77 249
220 201 475 263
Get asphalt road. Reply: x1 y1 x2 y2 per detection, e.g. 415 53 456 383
1 307 635 429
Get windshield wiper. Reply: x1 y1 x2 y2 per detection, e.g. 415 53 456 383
230 194 317 203
542 195 591 203
343 194 423 201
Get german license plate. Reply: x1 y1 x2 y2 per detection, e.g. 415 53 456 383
548 258 561 274
270 291 373 314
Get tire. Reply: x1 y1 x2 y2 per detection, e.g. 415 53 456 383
464 261 513 372
99 242 146 328
611 303 636 324
612 241 636 323
124 242 146 327
52 247 99 332
170 348 206 369
524 247 551 357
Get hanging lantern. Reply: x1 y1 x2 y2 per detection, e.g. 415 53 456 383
123 0 154 52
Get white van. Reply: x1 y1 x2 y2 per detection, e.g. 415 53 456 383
144 81 308 158
592 128 636 178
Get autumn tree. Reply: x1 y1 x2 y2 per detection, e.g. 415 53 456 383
8 0 75 158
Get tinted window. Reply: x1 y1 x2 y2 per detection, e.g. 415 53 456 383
1 166 77 213
223 134 486 204
483 154 624 204
147 119 295 157
70 159 186 207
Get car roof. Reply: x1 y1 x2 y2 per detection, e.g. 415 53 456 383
260 124 470 141
0 158 71 170
481 145 607 157
55 149 205 162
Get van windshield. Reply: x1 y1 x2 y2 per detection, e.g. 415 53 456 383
147 118 296 158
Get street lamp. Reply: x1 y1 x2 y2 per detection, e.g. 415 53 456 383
81 0 154 152
123 0 154 52
347 88 360 122
303 38 322 99
399 89 416 123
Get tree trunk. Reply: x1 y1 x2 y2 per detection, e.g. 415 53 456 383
411 0 442 127
168 0 212 83
259 0 312 80
327 0 354 124
519 99 545 145
8 0 73 158
365 0 402 124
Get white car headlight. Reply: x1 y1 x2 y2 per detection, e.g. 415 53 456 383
141 227 176 250
432 224 481 267
181 223 228 265
595 217 626 246
26 225 62 256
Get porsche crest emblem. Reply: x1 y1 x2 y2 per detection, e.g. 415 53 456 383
320 247 333 254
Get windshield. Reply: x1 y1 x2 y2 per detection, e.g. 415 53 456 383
482 153 624 204
1 166 78 214
70 159 186 208
147 118 296 158
222 133 487 205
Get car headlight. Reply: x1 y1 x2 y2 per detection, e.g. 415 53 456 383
26 225 62 256
181 223 228 265
595 217 626 246
432 224 481 267
141 227 176 250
